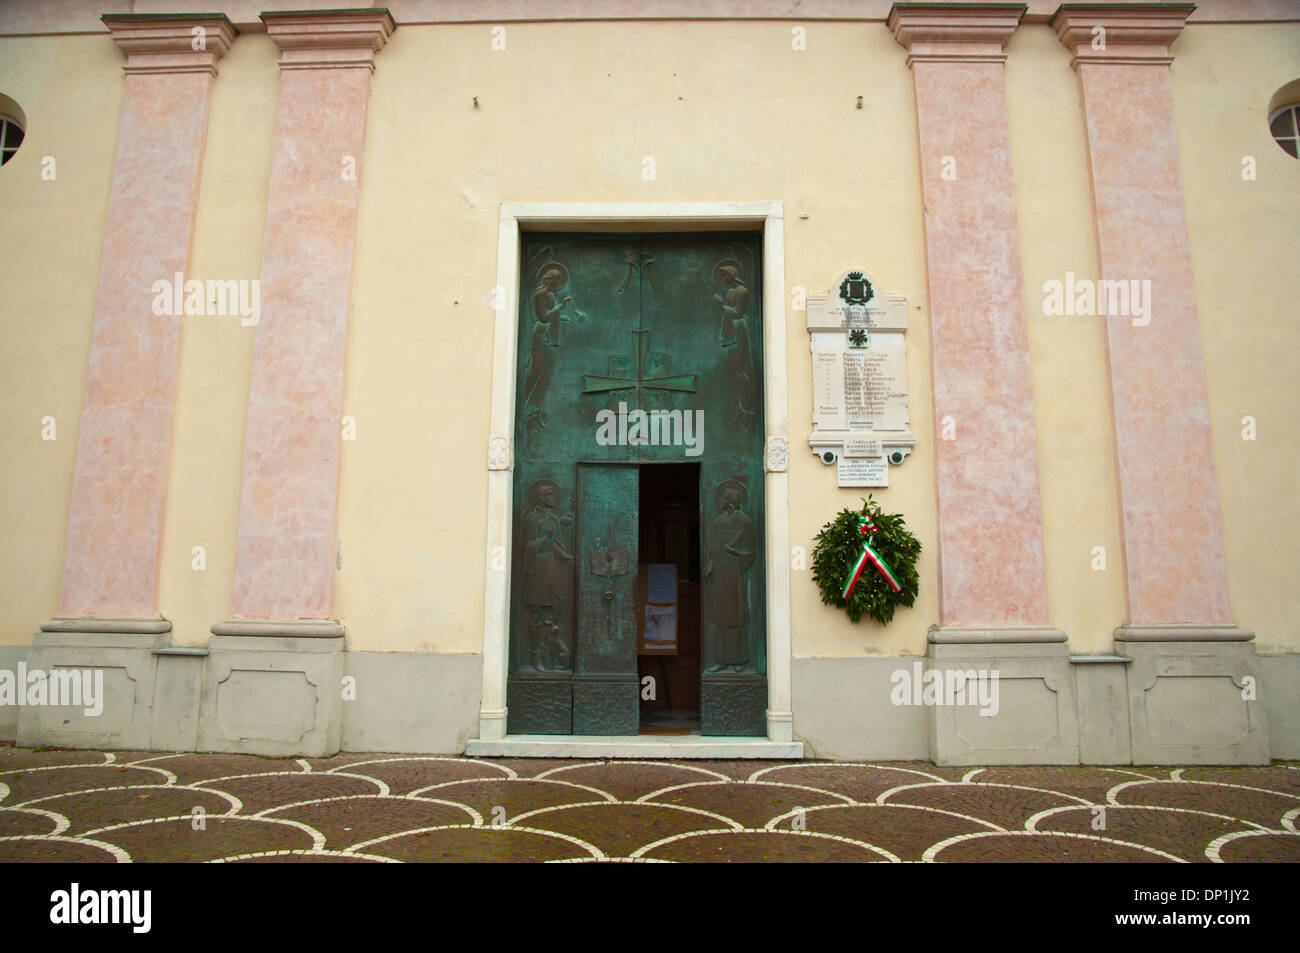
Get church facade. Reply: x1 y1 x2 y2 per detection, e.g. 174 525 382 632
0 0 1296 764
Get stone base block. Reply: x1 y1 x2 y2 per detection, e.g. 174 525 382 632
196 634 344 757
928 629 1080 765
701 674 767 736
1116 627 1268 765
1260 654 1300 759
573 674 638 735
1070 656 1133 764
507 673 572 735
791 657 929 760
16 629 169 750
0 644 29 741
343 652 481 753
149 648 207 751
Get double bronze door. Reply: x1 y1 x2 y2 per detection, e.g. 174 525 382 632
508 233 767 736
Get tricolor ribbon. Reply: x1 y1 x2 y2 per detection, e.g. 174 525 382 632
841 513 902 599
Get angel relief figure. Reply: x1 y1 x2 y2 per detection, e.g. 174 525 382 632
712 259 761 434
519 479 574 672
703 480 756 674
522 262 575 431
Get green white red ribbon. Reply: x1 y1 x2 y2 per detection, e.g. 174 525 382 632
841 513 902 599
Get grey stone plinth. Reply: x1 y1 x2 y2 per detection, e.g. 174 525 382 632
572 674 638 735
1070 655 1133 764
928 630 1080 766
149 649 206 751
196 633 344 757
701 673 767 736
1116 627 1269 765
791 656 929 760
17 629 169 750
343 652 481 753
507 674 572 735
1260 654 1300 759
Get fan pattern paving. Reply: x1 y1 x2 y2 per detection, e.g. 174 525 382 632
1 747 1297 863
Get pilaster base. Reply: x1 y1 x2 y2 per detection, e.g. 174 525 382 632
17 624 171 750
1115 625 1268 765
196 632 344 757
927 627 1079 765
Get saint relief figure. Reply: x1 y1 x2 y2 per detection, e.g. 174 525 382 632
522 263 574 431
712 261 760 434
520 479 574 672
704 481 756 674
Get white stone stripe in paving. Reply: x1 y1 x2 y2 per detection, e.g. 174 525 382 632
763 801 1007 833
1205 828 1300 862
323 755 518 779
636 778 857 805
510 798 745 831
347 823 605 861
1024 803 1272 835
0 805 70 834
0 833 131 862
83 813 328 851
629 827 900 862
921 830 1186 863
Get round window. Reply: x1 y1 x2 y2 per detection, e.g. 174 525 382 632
1269 103 1299 159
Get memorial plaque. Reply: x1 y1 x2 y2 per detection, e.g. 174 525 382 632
838 455 889 487
807 269 916 472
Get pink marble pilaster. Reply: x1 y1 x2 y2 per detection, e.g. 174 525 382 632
888 4 1050 627
1053 4 1231 625
228 10 394 622
54 15 235 620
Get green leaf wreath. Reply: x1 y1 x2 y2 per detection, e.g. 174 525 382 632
811 496 921 625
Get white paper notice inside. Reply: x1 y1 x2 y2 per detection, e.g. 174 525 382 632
644 605 677 646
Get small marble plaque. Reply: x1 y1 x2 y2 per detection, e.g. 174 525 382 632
837 455 889 488
844 436 884 457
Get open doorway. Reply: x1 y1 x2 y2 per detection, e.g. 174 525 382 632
637 462 701 735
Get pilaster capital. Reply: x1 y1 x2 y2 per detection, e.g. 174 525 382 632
261 8 397 73
1051 3 1195 68
887 3 1027 66
102 13 237 76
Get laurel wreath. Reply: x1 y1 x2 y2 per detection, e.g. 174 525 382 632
810 496 921 625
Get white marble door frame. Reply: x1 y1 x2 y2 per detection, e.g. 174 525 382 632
476 202 792 744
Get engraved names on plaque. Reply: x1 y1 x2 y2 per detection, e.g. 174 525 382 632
806 270 915 487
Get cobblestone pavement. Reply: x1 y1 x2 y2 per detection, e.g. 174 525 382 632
2 746 1298 862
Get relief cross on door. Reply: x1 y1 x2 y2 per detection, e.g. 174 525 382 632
583 328 696 413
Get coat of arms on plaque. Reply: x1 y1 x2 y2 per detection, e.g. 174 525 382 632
838 271 874 307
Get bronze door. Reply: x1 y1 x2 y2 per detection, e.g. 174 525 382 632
508 233 766 736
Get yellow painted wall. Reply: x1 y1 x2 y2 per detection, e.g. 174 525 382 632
156 34 280 647
1007 25 1126 653
0 36 122 645
1173 23 1300 654
337 20 940 656
1 18 1297 665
